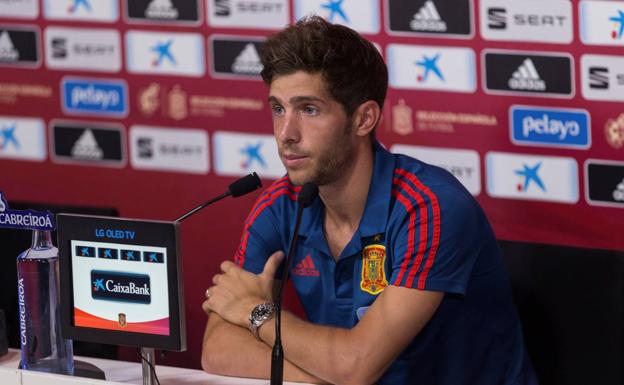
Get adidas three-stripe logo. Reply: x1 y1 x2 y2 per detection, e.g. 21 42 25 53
410 1 447 32
292 254 320 277
508 58 546 91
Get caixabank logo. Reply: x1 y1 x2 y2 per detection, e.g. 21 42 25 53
580 0 624 47
91 270 151 304
581 54 624 102
125 0 201 25
51 120 125 167
480 0 572 44
61 77 128 118
43 0 119 22
213 131 285 179
387 44 476 93
510 106 591 150
585 160 624 208
0 26 40 68
486 152 578 204
483 50 574 98
294 0 380 34
210 36 264 80
207 0 289 30
0 0 39 19
126 30 205 77
385 0 472 38
0 116 46 162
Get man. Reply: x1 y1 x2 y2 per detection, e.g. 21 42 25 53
202 16 537 385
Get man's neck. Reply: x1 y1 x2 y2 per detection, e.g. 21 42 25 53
319 140 375 232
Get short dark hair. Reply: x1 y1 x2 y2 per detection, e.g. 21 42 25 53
260 16 388 118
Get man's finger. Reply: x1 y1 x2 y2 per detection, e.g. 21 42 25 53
220 260 237 274
262 251 285 278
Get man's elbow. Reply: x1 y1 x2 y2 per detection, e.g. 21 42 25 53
333 353 384 385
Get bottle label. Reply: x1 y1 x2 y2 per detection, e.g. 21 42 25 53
17 278 27 347
0 192 55 231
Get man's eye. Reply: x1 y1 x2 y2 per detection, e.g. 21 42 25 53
303 106 318 115
272 105 285 115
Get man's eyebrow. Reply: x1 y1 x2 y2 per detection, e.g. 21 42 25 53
268 95 325 104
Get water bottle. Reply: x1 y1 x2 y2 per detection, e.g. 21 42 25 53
17 229 74 375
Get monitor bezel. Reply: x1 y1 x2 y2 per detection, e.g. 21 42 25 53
58 213 186 351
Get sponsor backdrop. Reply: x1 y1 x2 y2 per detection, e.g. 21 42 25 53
0 0 623 368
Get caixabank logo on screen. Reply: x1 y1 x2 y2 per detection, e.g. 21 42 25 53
210 36 264 80
207 0 289 29
61 77 128 118
483 50 574 98
91 270 151 304
480 0 572 44
385 0 472 38
585 160 624 208
213 131 285 179
125 0 201 24
51 120 125 167
0 26 40 68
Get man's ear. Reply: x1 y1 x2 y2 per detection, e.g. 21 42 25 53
352 100 381 137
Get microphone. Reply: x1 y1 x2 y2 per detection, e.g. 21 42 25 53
271 182 319 385
174 172 262 222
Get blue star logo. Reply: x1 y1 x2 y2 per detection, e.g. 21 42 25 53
104 249 112 258
609 10 624 40
322 0 349 23
149 253 159 262
514 162 546 193
126 251 135 260
68 0 91 13
150 40 176 67
0 124 19 150
80 247 90 257
415 54 444 82
240 142 266 169
93 278 105 291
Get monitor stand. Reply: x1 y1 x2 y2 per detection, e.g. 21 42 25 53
141 347 157 385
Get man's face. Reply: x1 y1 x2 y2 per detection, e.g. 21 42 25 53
268 71 355 186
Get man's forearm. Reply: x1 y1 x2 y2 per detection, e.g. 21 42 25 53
257 311 367 385
202 313 327 384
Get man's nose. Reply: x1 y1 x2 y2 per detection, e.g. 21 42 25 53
277 111 301 144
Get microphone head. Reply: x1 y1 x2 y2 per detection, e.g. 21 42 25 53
297 182 319 208
229 172 262 197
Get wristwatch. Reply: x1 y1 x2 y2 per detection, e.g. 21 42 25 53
248 302 276 340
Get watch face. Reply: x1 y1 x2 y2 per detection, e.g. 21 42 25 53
251 303 274 325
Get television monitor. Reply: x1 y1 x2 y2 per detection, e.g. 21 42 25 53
57 214 186 351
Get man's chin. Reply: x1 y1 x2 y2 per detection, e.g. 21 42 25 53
286 170 314 186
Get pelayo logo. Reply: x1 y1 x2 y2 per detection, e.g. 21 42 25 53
91 270 151 304
510 105 591 149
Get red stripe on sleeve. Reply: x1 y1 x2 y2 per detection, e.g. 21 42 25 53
236 183 298 267
395 168 441 289
391 177 428 287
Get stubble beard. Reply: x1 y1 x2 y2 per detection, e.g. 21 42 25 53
284 122 356 187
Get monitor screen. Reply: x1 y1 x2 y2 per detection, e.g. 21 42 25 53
58 214 185 351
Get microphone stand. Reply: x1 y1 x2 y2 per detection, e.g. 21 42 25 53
271 182 318 385
271 204 305 385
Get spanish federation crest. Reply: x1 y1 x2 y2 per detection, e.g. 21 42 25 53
360 244 388 295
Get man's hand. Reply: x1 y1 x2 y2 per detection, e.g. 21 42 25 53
203 251 284 328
